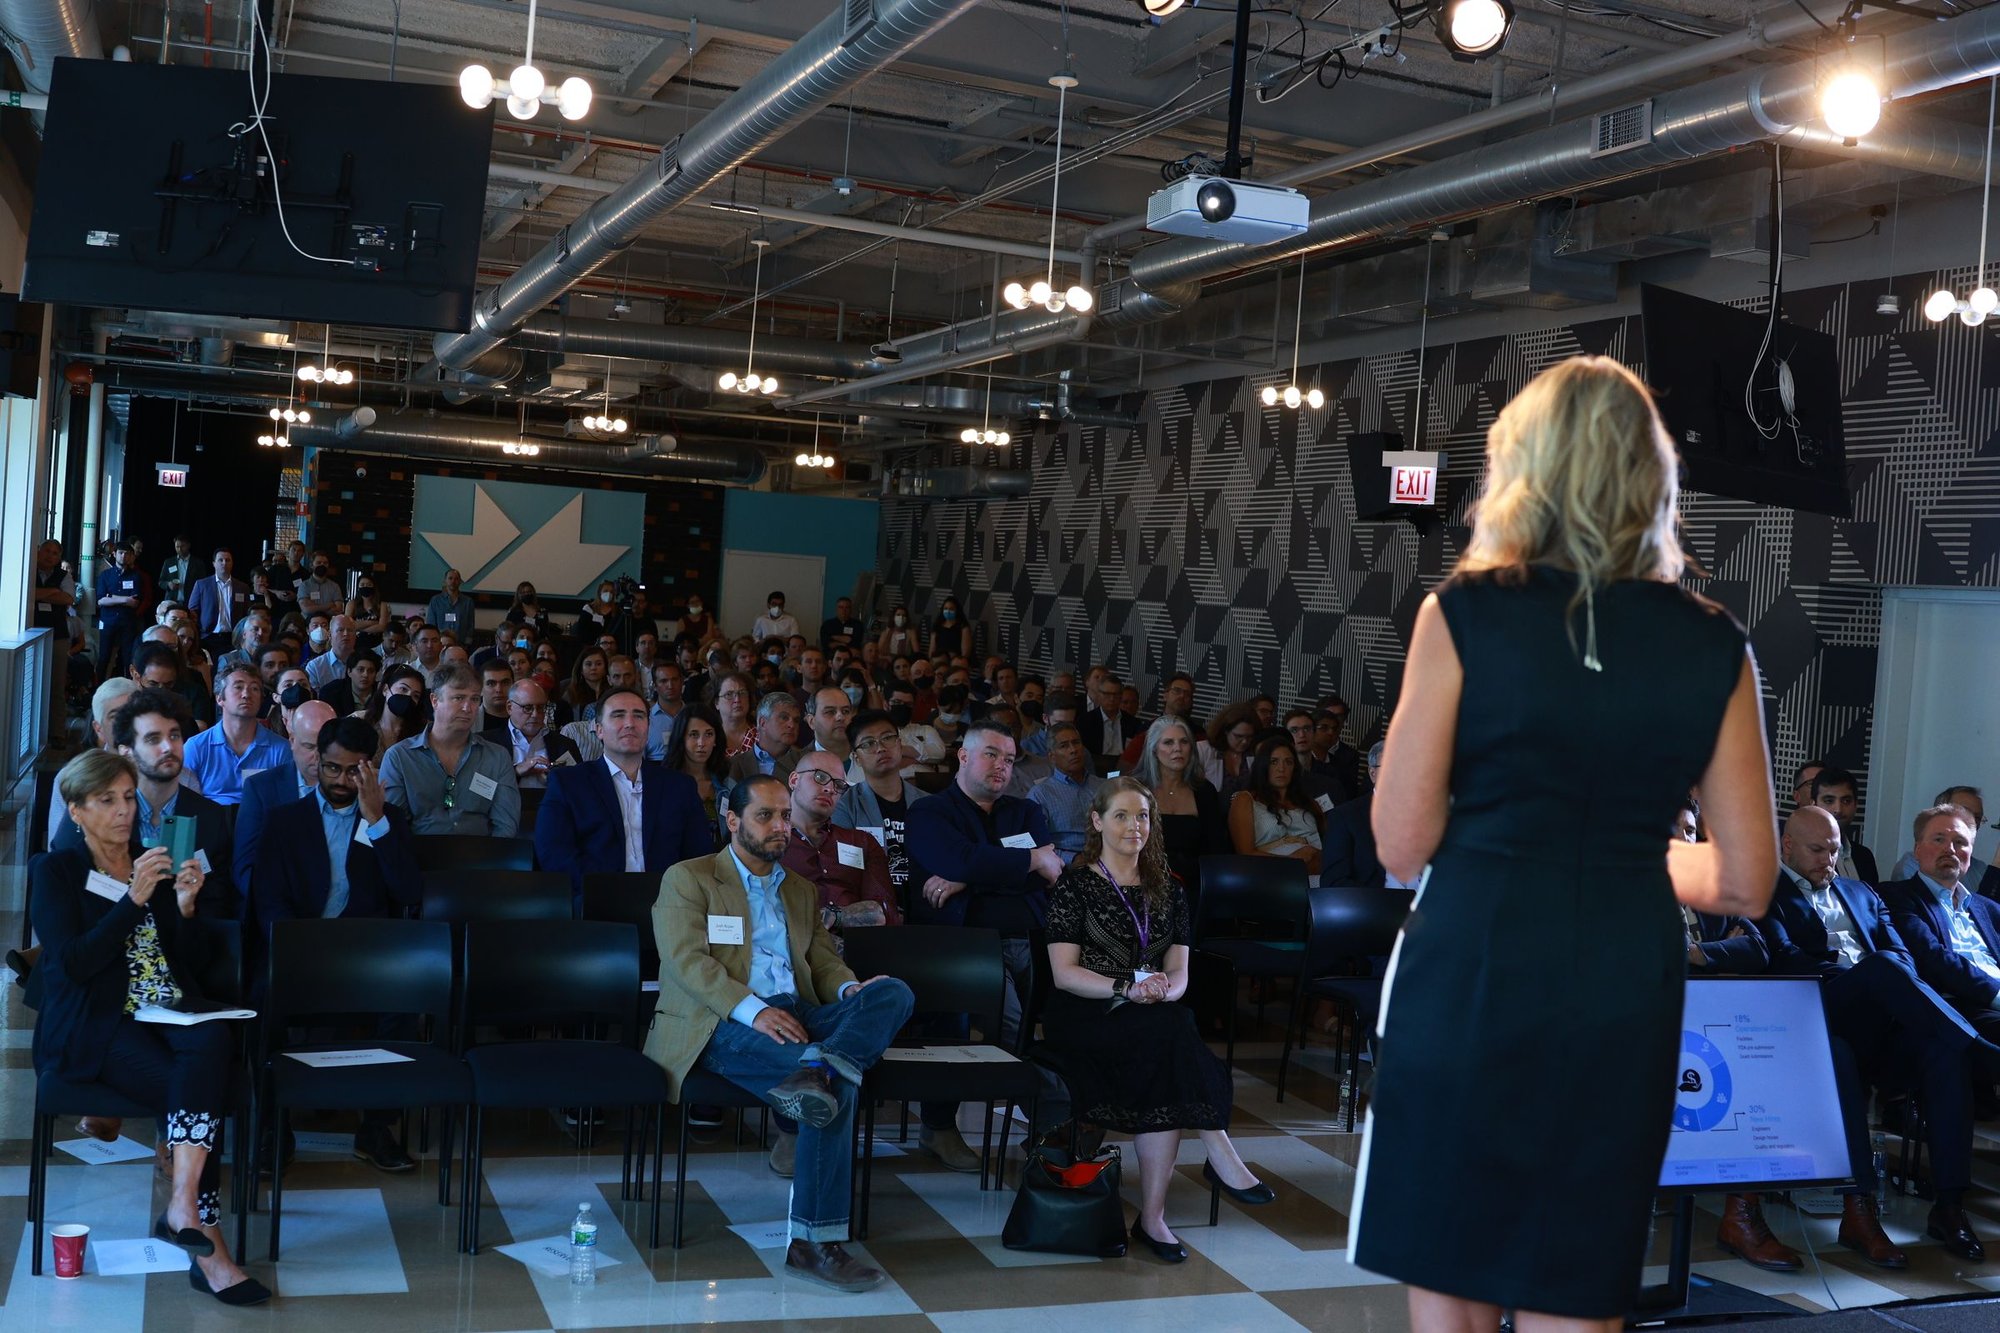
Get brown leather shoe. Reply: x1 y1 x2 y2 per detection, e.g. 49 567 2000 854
76 1117 122 1142
785 1239 884 1292
1716 1193 1802 1271
1839 1193 1909 1269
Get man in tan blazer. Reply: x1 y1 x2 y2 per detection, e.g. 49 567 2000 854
647 773 914 1293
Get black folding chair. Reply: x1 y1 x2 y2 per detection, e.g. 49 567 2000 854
28 917 252 1274
253 918 471 1260
669 1069 771 1249
457 920 669 1253
420 870 574 924
1287 887 1415 1124
841 926 1042 1238
411 834 535 874
1192 855 1314 1069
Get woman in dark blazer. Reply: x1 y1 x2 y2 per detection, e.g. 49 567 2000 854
30 749 269 1306
1134 716 1230 920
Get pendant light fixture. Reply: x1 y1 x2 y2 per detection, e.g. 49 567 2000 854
1002 72 1093 315
297 324 353 386
579 357 629 433
795 414 839 469
459 0 592 121
1925 76 1998 325
1261 257 1325 410
960 374 1012 445
718 240 780 395
267 339 309 443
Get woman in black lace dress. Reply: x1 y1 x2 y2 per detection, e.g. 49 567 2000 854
1043 777 1276 1263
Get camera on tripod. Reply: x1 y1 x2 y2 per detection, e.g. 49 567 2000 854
612 574 642 610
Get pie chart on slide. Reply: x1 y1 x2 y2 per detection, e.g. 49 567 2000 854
1672 1029 1733 1132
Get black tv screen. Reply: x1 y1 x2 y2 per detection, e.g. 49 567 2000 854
24 59 493 332
1640 283 1849 518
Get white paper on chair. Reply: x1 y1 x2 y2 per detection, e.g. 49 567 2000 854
283 1048 413 1068
292 1131 357 1155
494 1234 626 1279
54 1135 155 1164
727 1220 792 1250
91 1237 195 1275
880 1044 1018 1064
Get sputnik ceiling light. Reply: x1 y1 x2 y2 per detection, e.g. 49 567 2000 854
1925 77 1997 325
297 324 353 386
459 0 592 121
579 356 629 433
960 374 1011 446
795 414 839 469
1262 257 1324 410
1002 72 1093 316
718 240 780 395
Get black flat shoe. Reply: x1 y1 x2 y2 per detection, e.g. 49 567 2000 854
1130 1218 1186 1264
189 1261 272 1306
1203 1160 1276 1205
153 1212 214 1257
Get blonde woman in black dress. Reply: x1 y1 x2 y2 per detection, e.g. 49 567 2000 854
1352 357 1778 1330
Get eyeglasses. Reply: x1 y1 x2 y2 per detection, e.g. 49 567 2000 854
797 770 852 794
853 736 895 754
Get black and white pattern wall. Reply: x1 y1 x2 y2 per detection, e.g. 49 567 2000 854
880 268 2000 792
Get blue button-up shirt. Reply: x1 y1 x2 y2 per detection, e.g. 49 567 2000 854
1028 768 1104 856
315 790 392 918
1919 871 2000 996
749 740 782 776
305 648 348 692
726 847 796 1027
183 725 292 806
137 788 179 847
646 704 681 762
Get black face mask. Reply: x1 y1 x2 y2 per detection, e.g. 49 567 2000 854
279 684 312 709
357 585 375 597
386 694 421 719
1020 700 1045 722
888 703 913 727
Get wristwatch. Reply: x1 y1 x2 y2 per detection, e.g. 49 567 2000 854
1111 976 1130 998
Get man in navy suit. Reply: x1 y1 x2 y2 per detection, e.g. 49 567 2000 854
534 687 713 907
1760 805 2000 1263
234 701 334 930
1880 803 2000 1044
252 715 422 1173
186 548 249 656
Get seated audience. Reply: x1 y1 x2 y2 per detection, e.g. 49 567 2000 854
1321 742 1392 889
1282 709 1348 812
235 701 335 916
424 569 477 640
804 686 855 766
663 703 734 838
1043 778 1274 1264
1881 803 2000 1043
563 647 608 726
1226 735 1323 878
533 688 712 905
31 749 268 1304
1672 796 1767 975
182 665 289 807
253 715 423 1173
889 681 947 784
304 615 359 692
1891 786 2000 898
728 691 804 783
318 651 381 717
1134 715 1229 911
362 665 428 756
478 658 514 739
1077 674 1133 777
380 663 522 836
505 679 578 790
710 671 756 754
1202 703 1257 790
214 611 273 673
1811 765 1880 885
793 648 832 709
1027 721 1103 859
784 750 900 934
1309 696 1365 800
646 775 915 1292
376 620 414 669
832 709 917 915
646 663 687 758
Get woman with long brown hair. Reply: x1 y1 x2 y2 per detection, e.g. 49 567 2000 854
708 670 757 755
1351 357 1776 1331
1042 777 1274 1265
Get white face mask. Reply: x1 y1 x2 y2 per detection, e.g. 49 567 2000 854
309 628 329 647
768 605 783 618
894 613 907 626
688 603 702 616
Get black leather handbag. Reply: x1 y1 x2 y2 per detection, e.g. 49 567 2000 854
1001 1144 1128 1257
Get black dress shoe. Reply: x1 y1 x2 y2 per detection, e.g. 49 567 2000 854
768 1065 840 1129
1203 1160 1276 1205
1130 1218 1186 1264
687 1103 726 1129
353 1127 416 1173
153 1211 215 1256
1927 1204 1987 1262
190 1261 273 1306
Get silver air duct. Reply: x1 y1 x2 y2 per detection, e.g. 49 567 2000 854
497 314 880 379
294 411 767 485
430 0 985 374
0 0 102 127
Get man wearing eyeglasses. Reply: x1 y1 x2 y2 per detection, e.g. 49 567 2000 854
534 687 715 906
784 752 900 935
505 680 579 790
379 662 522 837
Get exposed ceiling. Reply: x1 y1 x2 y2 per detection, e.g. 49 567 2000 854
11 0 1998 483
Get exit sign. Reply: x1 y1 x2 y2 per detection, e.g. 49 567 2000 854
155 462 189 489
1391 464 1436 506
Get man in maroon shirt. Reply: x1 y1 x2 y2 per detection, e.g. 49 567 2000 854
783 750 901 934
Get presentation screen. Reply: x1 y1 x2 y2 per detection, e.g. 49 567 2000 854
1657 977 1852 1192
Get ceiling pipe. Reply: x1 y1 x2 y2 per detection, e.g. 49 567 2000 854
776 308 1088 409
1087 0 1852 249
1122 4 2000 301
293 411 769 485
0 0 103 129
705 200 1089 265
428 0 988 376
502 313 881 378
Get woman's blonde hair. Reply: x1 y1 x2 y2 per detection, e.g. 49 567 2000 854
1457 356 1686 591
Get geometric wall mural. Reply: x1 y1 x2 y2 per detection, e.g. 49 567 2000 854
880 267 2000 801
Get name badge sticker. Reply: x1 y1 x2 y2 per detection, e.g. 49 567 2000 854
1000 832 1037 850
468 772 500 801
1315 793 1334 813
707 915 745 946
837 841 866 869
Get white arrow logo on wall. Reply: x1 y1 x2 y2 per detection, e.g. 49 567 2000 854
417 485 519 578
480 494 631 595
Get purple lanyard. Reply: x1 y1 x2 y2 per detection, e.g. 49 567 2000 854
1097 860 1150 957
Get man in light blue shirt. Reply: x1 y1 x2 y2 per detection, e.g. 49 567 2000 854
182 664 291 805
1882 804 2000 1036
305 615 359 692
1892 786 2000 900
424 568 478 640
1026 722 1102 858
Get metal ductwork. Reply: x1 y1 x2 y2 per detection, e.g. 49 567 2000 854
1125 5 2000 302
884 466 1031 500
430 0 986 374
294 411 768 485
779 305 1088 408
0 0 101 127
840 382 1136 428
495 314 880 379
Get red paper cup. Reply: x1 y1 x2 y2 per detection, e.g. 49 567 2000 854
51 1223 89 1278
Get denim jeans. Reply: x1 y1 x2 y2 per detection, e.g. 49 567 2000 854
699 978 915 1241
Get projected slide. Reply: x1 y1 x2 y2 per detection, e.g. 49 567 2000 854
1658 978 1852 1190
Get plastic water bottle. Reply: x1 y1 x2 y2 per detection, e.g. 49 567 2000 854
1871 1133 1889 1213
569 1202 598 1285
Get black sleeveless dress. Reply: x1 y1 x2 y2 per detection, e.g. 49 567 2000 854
1350 567 1747 1319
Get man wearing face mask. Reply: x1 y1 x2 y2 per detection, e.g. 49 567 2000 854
676 594 717 646
295 552 343 618
305 615 360 692
270 670 314 739
887 683 946 787
907 660 938 724
761 591 801 643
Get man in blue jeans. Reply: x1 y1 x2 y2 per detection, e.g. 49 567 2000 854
647 774 914 1292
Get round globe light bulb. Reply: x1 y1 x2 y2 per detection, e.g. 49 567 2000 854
1283 385 1302 409
297 409 311 424
1261 385 1278 406
1962 306 1988 327
796 453 810 466
1003 281 1027 308
509 65 545 102
298 366 318 382
1447 0 1510 54
824 455 838 468
996 432 1010 446
1819 68 1882 141
269 407 282 420
761 378 779 395
506 93 539 121
744 373 763 392
1065 285 1094 312
275 435 288 447
1306 387 1326 410
1925 289 1960 322
459 64 495 109
556 77 592 121
1028 279 1052 306
960 428 977 443
1972 287 1999 315
717 371 737 391
613 418 628 432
